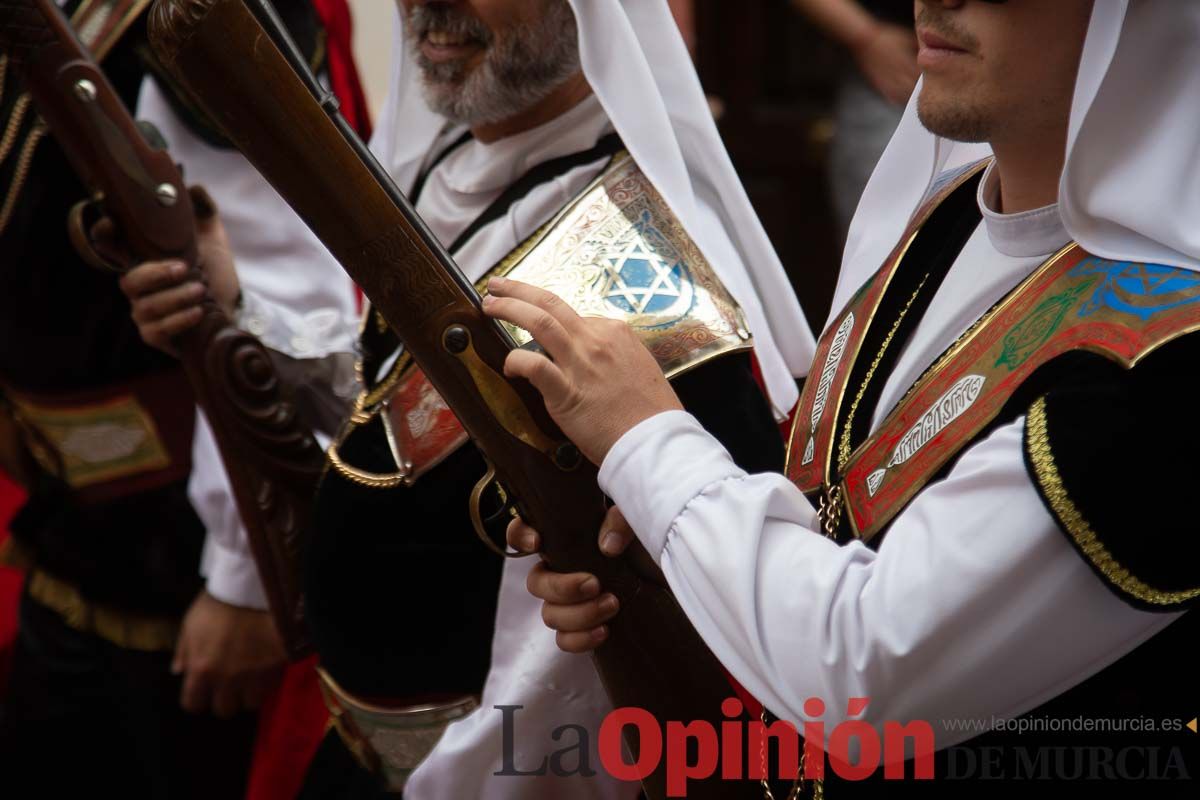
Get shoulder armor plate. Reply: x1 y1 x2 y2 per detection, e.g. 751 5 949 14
334 152 756 486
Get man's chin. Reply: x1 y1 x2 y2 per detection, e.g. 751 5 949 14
916 90 990 144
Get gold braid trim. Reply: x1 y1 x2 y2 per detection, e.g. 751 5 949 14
836 276 930 472
24 566 180 652
1026 396 1200 607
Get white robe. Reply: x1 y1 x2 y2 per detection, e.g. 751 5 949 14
400 94 641 800
597 163 1184 750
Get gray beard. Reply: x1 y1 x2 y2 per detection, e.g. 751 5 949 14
408 1 581 128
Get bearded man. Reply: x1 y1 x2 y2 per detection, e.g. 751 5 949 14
123 0 816 797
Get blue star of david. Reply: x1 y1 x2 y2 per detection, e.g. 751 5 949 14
601 237 685 315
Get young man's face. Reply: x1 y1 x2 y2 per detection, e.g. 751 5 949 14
396 0 580 126
913 0 1094 144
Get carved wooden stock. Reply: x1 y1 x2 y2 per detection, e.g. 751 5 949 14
147 1 767 797
0 0 321 659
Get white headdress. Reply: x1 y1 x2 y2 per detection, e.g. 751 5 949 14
369 0 818 417
831 0 1200 330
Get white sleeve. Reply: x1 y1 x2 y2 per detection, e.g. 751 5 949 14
190 409 268 609
138 77 359 606
136 76 359 360
598 410 1182 747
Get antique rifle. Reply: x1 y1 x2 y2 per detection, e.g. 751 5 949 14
148 1 767 797
0 0 322 659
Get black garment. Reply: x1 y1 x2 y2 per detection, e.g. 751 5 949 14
0 2 325 613
299 731 393 800
302 351 785 794
305 351 785 701
804 171 1198 796
0 2 324 795
0 589 257 799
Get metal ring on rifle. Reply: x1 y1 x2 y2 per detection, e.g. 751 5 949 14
67 198 125 273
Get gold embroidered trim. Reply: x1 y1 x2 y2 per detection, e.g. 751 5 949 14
1026 396 1200 606
836 275 929 472
0 94 31 166
0 121 46 237
325 438 410 490
25 567 180 651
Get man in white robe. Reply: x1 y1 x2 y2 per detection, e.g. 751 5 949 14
121 1 817 797
496 0 1199 793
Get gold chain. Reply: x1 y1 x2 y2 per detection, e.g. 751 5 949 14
0 94 32 166
816 484 844 540
836 275 929 472
0 121 46 238
758 710 822 800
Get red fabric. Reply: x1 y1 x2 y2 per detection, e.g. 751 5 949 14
245 5 369 796
312 0 373 141
245 656 330 800
0 474 28 694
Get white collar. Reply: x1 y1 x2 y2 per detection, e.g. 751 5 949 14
977 160 1070 259
437 93 611 196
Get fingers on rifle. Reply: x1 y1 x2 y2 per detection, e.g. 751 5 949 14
119 260 189 298
130 281 205 325
599 506 635 557
527 562 601 605
541 590 620 634
482 294 574 361
486 277 584 334
502 348 572 402
188 185 218 221
555 626 609 654
506 516 541 554
143 308 203 352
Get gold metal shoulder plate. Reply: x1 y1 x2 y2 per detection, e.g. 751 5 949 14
488 152 754 378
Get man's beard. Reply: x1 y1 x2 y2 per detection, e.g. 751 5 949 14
916 90 992 143
406 1 581 127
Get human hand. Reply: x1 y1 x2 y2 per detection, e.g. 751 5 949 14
117 187 239 355
481 277 683 466
507 505 635 654
851 22 920 106
172 590 286 718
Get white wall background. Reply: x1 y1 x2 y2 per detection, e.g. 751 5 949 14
348 0 396 118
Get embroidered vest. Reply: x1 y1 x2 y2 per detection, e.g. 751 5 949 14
787 162 1200 555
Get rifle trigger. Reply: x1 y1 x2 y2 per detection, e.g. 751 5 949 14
469 461 530 560
67 198 126 273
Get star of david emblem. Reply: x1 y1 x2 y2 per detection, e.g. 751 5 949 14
596 213 695 320
600 238 685 315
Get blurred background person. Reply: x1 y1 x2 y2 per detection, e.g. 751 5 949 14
792 0 918 239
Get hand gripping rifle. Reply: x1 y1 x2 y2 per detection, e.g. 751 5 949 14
147 2 769 797
0 0 323 659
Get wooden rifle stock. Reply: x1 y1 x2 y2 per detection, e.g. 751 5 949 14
0 0 322 659
149 2 767 796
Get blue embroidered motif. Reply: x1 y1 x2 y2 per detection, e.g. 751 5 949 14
595 210 696 325
1071 259 1200 321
